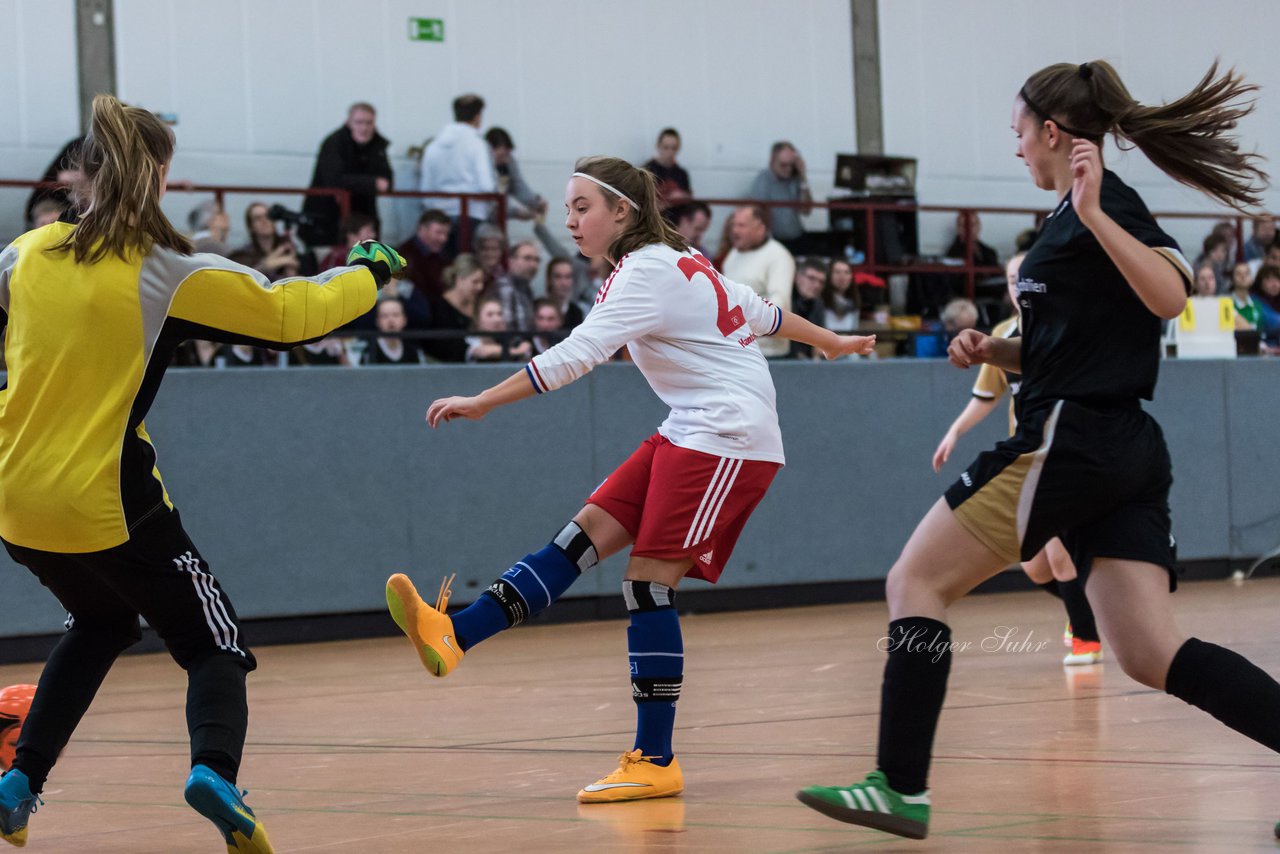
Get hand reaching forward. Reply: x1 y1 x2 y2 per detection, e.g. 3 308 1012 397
426 395 490 428
932 430 959 473
947 329 992 369
820 334 877 361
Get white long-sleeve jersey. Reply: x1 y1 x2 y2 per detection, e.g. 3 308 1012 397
525 243 785 464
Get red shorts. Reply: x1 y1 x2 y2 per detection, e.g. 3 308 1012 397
587 433 780 583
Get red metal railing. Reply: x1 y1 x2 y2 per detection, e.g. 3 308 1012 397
1 180 508 251
699 196 1250 300
5 176 1246 276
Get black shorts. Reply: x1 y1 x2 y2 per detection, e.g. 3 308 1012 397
944 399 1177 590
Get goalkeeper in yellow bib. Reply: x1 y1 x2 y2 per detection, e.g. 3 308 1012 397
0 95 405 852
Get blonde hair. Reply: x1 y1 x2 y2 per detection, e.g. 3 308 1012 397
1019 60 1268 211
442 253 484 291
49 95 191 263
573 156 688 262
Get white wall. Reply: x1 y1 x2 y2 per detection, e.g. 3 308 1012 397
0 0 80 238
3 0 1275 259
880 0 1280 257
106 0 855 247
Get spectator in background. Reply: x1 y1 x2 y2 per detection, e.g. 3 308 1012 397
187 200 230 255
1249 237 1280 279
30 199 67 229
722 204 795 358
486 239 539 331
1193 262 1219 297
467 295 530 363
531 297 565 355
288 337 349 367
528 213 600 308
1213 221 1240 267
643 128 691 208
748 141 812 253
1230 262 1269 331
711 211 737 268
669 201 711 255
544 257 585 329
24 136 84 229
397 208 454 306
486 127 546 220
300 102 392 246
789 258 829 359
822 257 860 332
1195 232 1231 293
946 211 998 267
419 94 495 253
221 343 269 368
1242 215 1276 264
1252 265 1280 344
319 213 377 270
473 223 508 285
365 297 421 365
425 253 486 363
941 297 979 337
230 203 305 278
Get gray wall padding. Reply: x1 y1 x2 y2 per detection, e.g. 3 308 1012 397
2 359 1276 637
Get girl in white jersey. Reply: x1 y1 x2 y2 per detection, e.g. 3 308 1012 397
387 156 875 803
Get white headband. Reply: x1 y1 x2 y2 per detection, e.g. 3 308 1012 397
572 172 640 211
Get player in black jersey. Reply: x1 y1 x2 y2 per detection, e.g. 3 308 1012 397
798 59 1278 840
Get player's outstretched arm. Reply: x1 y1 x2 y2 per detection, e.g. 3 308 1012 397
933 397 998 472
426 369 537 428
774 310 876 360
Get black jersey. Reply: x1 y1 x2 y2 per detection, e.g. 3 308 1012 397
1015 170 1191 414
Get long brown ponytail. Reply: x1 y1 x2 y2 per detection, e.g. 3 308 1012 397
573 156 689 262
1019 59 1268 210
49 94 193 263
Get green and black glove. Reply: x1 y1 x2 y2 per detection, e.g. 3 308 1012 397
347 239 408 285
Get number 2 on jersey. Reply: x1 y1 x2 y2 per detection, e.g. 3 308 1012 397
676 255 746 337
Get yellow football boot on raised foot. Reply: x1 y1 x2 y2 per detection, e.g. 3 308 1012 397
386 573 462 677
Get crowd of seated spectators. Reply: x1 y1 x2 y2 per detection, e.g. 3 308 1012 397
1186 216 1280 351
13 93 1280 368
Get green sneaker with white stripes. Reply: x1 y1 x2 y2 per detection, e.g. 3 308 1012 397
796 770 930 839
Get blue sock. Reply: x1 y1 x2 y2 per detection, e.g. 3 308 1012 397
451 524 596 650
625 581 683 766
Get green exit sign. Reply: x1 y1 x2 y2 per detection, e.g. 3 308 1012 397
408 17 444 41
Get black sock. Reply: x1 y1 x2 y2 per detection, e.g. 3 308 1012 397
1057 578 1099 643
876 617 953 795
1036 580 1062 599
1165 638 1280 753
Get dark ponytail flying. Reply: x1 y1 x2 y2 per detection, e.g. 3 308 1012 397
1019 59 1268 211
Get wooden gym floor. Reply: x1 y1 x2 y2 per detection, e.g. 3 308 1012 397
2 576 1278 853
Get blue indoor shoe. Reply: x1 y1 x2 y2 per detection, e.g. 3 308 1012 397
0 769 41 848
183 765 273 854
